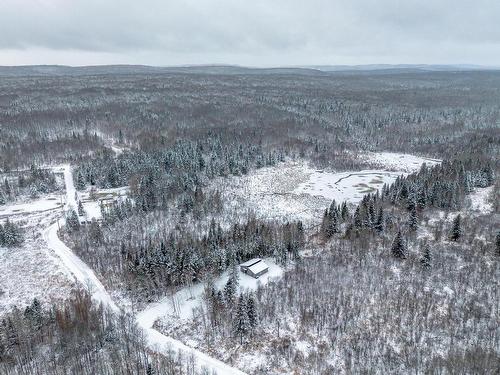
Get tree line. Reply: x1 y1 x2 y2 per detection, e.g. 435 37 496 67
0 165 60 205
65 210 304 301
73 137 284 212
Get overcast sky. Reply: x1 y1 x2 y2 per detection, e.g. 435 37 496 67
1 0 499 67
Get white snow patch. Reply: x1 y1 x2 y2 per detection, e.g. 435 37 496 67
0 231 74 315
467 186 494 214
138 258 283 323
361 152 441 173
0 195 63 220
216 152 441 230
295 169 400 203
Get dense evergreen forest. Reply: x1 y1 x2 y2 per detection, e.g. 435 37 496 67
1 71 499 170
1 70 498 374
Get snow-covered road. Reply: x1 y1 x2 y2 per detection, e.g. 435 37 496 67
61 164 77 211
43 164 247 375
43 221 120 313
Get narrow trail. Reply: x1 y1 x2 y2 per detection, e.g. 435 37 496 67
43 164 247 375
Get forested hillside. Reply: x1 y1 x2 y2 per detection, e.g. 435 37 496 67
1 71 499 170
1 69 498 374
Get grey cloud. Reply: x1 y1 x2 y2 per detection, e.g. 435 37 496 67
0 0 499 65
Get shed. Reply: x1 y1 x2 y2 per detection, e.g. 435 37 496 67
240 258 269 279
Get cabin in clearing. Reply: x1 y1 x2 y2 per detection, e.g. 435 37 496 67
240 258 269 279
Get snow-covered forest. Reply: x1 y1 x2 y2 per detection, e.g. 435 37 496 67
0 68 499 374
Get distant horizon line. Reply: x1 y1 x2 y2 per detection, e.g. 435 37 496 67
1 63 500 70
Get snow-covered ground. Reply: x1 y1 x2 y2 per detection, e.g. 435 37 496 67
467 186 494 214
0 151 445 374
142 259 282 323
0 212 75 315
216 152 441 229
141 259 283 375
361 152 441 173
296 152 440 202
0 195 63 220
0 166 75 313
295 169 399 202
76 186 129 222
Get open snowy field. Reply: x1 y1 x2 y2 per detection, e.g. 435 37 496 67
360 152 441 173
0 165 130 316
0 211 75 315
0 194 64 221
216 152 440 229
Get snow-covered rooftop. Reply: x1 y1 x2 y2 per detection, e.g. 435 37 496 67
248 260 268 275
240 258 262 268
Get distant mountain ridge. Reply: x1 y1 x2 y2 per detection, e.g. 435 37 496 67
0 64 498 77
303 64 500 72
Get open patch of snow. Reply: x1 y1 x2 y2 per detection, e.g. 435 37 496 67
361 152 441 173
139 258 283 323
0 195 63 220
216 152 441 230
466 186 494 214
295 169 401 203
0 231 74 315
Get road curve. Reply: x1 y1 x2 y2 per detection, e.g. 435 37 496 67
44 164 247 375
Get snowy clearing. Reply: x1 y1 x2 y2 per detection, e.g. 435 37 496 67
141 258 283 324
360 152 441 173
466 186 494 214
77 186 129 221
295 169 400 202
0 226 75 315
140 259 284 374
217 152 441 229
0 195 63 220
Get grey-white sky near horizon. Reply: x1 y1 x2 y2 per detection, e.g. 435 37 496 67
1 0 499 66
